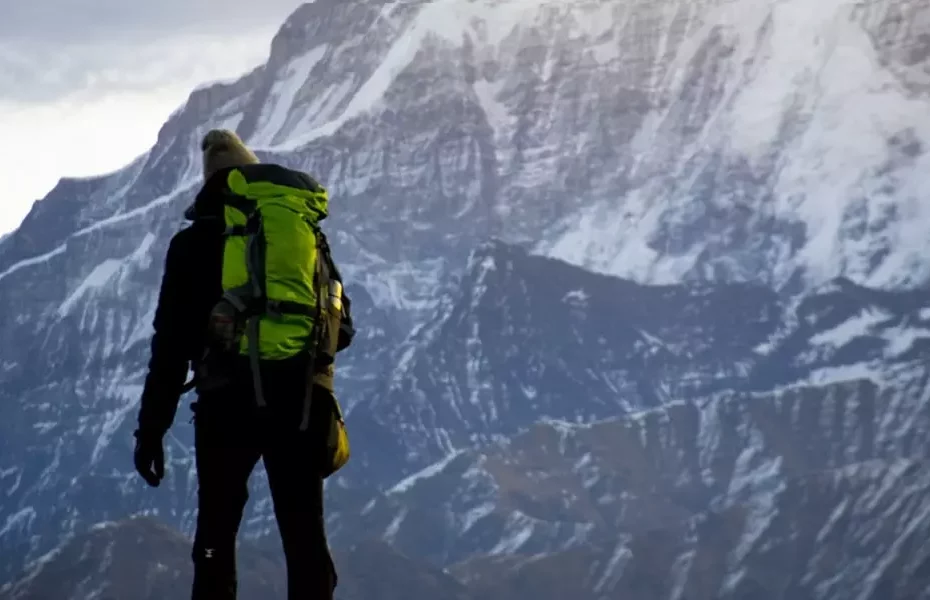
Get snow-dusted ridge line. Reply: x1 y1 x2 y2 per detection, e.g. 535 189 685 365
0 179 199 286
0 245 69 285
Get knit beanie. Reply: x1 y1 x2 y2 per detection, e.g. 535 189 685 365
201 129 259 180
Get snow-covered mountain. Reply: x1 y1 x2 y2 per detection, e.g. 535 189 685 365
3 0 929 314
2 0 929 592
539 0 930 292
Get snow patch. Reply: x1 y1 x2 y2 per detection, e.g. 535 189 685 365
722 426 786 592
809 308 890 348
670 549 697 600
698 398 723 485
0 244 68 285
91 384 143 465
122 294 158 351
72 180 197 238
361 499 377 516
57 233 156 318
727 427 780 497
563 289 589 304
251 45 328 146
299 78 357 130
807 362 886 387
387 450 464 495
383 508 408 542
489 511 535 555
0 507 36 538
882 325 930 358
816 497 850 544
539 186 704 285
461 502 495 533
594 538 633 593
357 258 446 313
472 78 512 145
57 259 122 317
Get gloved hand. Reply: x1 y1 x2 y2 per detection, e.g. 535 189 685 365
133 430 165 487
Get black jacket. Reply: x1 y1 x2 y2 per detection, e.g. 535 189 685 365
135 164 353 439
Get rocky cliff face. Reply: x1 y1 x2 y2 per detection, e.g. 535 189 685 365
346 242 782 486
342 244 930 487
2 0 929 594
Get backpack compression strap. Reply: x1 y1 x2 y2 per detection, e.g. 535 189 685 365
299 230 330 432
233 207 269 407
222 202 317 409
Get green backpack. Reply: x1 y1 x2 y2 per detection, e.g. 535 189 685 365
194 164 351 475
212 166 327 360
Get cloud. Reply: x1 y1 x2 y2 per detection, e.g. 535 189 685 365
0 0 307 103
0 33 275 103
0 0 311 234
0 0 307 43
0 91 188 234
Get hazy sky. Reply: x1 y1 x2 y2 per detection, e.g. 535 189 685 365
0 0 308 235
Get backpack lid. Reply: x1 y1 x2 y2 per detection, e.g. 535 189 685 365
184 164 328 222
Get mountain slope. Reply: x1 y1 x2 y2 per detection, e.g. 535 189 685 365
347 241 780 484
458 458 930 600
538 0 930 291
0 518 283 600
343 242 930 485
0 517 477 600
6 372 930 600
349 376 930 598
11 374 927 600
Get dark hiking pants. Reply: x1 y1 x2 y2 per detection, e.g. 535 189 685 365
189 362 336 600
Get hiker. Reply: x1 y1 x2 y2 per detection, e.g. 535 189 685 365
132 129 354 600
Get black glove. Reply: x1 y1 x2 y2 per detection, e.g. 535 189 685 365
133 430 165 487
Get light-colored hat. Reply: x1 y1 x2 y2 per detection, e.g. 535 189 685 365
200 129 259 180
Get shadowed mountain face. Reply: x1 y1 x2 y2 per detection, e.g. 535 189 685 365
338 244 930 487
0 517 478 600
345 376 930 599
4 375 930 600
342 241 783 486
2 0 930 595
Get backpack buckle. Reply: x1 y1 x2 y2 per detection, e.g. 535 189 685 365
266 299 284 319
